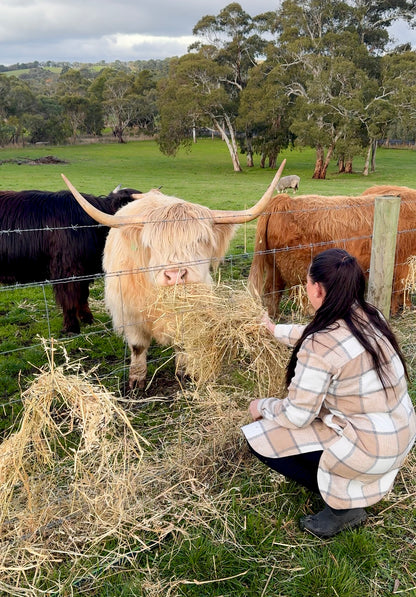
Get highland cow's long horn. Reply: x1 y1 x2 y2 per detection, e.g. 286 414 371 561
61 174 146 227
210 159 286 224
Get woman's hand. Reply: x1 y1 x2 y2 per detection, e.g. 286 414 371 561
260 311 275 335
249 399 263 421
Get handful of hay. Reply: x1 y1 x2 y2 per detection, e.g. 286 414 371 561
151 282 291 397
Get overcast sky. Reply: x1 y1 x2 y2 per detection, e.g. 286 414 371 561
1 0 415 66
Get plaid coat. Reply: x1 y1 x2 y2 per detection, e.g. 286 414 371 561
242 319 416 509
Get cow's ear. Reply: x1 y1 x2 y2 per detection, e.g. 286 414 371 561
212 223 237 259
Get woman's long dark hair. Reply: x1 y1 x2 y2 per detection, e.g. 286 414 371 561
285 248 408 388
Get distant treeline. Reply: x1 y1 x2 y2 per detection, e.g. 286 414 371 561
0 59 171 75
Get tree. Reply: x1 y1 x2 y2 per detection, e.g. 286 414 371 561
348 0 416 52
98 70 144 143
23 95 70 145
188 3 267 168
381 49 416 143
237 63 292 168
158 52 243 171
255 0 401 178
56 68 92 143
59 95 90 144
191 2 266 92
0 75 36 144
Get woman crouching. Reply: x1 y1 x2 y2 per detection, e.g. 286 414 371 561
242 248 416 538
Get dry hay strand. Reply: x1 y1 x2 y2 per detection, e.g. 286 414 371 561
285 283 312 317
403 255 416 306
150 282 291 397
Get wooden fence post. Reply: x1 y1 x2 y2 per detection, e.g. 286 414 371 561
367 195 401 318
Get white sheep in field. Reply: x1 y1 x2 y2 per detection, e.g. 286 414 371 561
276 175 300 193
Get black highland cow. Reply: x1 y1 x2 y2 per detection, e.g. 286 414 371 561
0 186 141 333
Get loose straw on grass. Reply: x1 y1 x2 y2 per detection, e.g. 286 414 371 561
1 303 416 593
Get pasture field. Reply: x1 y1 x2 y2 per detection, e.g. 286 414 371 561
0 140 416 596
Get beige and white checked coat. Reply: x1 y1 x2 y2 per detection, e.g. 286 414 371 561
242 318 416 509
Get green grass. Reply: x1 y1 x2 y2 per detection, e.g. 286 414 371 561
1 138 416 255
1 139 416 596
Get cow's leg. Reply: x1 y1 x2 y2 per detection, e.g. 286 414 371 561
53 282 80 334
77 280 94 325
129 344 149 389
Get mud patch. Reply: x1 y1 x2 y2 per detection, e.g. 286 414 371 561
0 155 67 165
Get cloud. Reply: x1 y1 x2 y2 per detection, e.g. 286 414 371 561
0 0 277 65
0 1 414 66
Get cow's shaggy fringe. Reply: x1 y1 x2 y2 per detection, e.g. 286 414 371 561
150 282 291 397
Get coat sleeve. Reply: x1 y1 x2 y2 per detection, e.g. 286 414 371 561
273 324 306 347
258 340 335 429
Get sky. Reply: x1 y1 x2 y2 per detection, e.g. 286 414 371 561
0 0 415 66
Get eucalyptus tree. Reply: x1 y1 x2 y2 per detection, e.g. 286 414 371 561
191 2 266 91
158 3 266 171
255 0 414 178
346 0 416 51
129 70 158 135
23 97 70 145
0 75 36 144
381 49 416 146
91 69 150 143
56 68 92 143
158 51 244 171
237 62 292 168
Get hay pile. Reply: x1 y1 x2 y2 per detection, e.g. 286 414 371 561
0 285 295 593
0 333 276 593
150 282 291 397
0 348 158 593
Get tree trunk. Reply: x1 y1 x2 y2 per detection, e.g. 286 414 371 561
338 157 345 173
371 140 377 172
313 145 325 179
363 142 371 176
320 143 336 179
268 152 277 169
246 134 254 167
260 153 266 168
345 160 353 173
213 116 242 172
313 143 337 179
113 126 125 143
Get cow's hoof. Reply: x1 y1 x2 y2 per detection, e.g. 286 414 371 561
79 313 94 325
61 327 80 336
129 378 146 392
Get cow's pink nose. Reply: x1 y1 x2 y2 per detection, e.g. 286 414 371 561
164 268 187 285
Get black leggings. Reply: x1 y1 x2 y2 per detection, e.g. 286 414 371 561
247 442 322 494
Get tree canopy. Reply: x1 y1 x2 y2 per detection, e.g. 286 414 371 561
0 2 415 177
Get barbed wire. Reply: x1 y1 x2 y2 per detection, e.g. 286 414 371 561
0 196 414 235
0 198 414 416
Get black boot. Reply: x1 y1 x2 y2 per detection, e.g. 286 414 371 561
299 505 367 538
